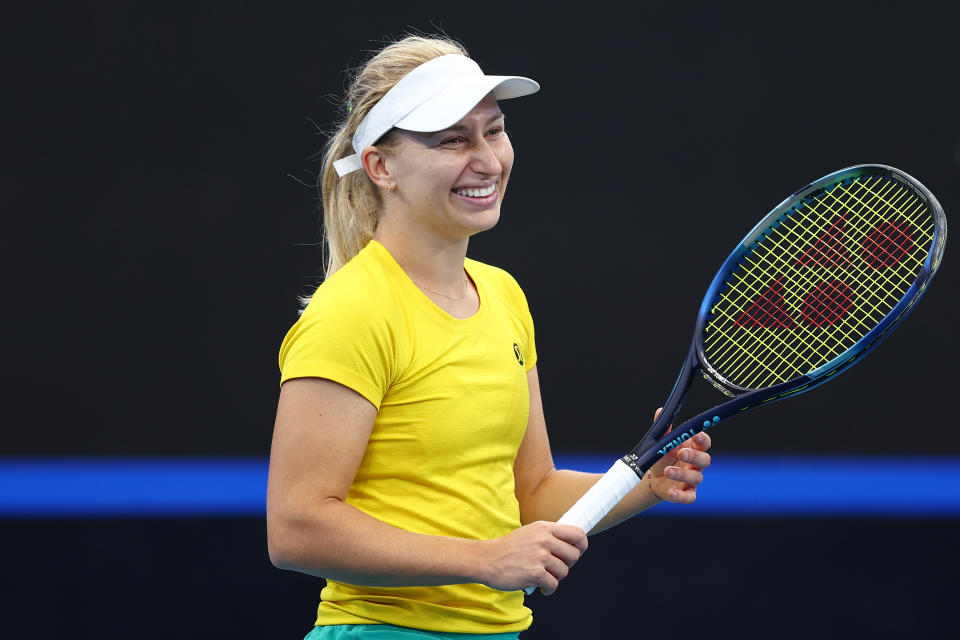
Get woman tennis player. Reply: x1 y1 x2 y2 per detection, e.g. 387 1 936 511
267 35 713 639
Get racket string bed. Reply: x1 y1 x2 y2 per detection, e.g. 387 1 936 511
705 175 929 369
763 184 932 381
702 174 934 390
706 177 930 384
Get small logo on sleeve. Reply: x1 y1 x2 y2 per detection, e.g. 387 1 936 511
513 342 525 366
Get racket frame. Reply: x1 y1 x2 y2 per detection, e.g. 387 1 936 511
622 164 946 479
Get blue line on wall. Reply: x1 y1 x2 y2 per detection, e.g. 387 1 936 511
0 459 268 517
2 455 959 517
556 455 960 517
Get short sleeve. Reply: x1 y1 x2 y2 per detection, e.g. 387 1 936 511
490 266 537 372
524 322 537 371
278 290 394 410
518 288 537 371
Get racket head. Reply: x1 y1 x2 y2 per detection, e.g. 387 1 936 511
695 164 946 397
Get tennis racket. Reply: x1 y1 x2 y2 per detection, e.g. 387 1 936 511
530 164 945 591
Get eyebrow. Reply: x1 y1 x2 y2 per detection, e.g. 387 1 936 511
440 112 505 134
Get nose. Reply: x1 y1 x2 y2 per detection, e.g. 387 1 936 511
469 137 503 176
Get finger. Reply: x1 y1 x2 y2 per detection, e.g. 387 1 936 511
551 524 588 555
665 486 698 504
543 554 570 582
690 432 712 450
538 570 560 596
543 534 584 567
549 539 584 568
654 408 675 436
675 432 711 454
676 448 711 470
664 465 704 487
651 447 679 474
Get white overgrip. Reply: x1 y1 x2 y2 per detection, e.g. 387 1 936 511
557 459 641 533
523 459 640 594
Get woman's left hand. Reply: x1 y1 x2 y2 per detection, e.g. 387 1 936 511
647 408 712 504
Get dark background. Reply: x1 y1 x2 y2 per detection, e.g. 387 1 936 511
3 1 959 638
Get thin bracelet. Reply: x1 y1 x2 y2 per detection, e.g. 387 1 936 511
645 469 662 501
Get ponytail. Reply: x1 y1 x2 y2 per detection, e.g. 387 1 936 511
302 35 468 306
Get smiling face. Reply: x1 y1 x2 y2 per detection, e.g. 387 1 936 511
375 94 514 242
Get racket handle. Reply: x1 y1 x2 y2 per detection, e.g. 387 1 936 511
557 459 641 532
523 459 640 595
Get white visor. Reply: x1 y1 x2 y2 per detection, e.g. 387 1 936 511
332 54 540 177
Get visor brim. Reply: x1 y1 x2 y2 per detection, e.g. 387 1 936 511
394 75 539 133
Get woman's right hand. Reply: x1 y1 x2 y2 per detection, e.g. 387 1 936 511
478 521 588 595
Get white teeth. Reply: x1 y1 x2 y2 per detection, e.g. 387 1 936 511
455 184 496 198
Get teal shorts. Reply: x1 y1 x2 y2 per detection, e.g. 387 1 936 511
303 624 521 640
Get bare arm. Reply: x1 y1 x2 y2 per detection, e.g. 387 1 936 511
513 367 712 534
266 377 586 593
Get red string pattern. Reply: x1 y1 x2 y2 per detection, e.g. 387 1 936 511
862 220 914 269
795 215 852 268
702 173 934 390
733 280 795 329
801 280 855 327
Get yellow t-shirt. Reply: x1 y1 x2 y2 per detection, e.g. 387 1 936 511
278 240 537 634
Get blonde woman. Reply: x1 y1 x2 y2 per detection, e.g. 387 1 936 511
268 36 712 639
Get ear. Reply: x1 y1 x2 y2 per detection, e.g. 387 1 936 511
361 146 394 190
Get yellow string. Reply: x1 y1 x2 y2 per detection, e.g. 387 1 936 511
718 177 930 386
702 173 933 389
723 182 928 386
716 178 927 386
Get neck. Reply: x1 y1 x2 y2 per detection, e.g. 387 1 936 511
374 212 470 291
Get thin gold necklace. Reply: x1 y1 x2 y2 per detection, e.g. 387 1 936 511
413 275 470 301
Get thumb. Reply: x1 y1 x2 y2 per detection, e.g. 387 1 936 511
653 407 672 434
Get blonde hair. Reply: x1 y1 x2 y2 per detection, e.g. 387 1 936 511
311 36 468 290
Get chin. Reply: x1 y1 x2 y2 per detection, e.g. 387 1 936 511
462 207 502 237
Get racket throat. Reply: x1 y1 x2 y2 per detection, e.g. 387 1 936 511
701 370 735 397
697 347 737 398
621 426 702 476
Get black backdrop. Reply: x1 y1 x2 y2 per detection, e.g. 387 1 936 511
4 2 960 638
